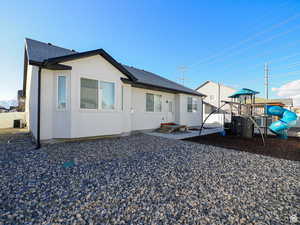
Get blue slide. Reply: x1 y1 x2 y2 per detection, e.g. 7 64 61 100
265 105 298 139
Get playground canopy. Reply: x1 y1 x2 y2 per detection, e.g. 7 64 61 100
228 88 260 98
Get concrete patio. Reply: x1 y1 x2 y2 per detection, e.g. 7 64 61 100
147 127 224 139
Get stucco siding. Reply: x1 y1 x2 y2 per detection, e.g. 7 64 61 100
131 88 176 131
176 94 203 126
63 55 130 138
30 54 203 140
25 65 39 139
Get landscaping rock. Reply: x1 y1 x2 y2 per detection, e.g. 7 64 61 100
0 133 299 224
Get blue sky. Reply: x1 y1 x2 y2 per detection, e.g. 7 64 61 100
1 0 300 104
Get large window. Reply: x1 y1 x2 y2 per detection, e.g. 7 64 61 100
80 78 115 110
80 78 98 109
100 81 115 110
187 97 198 112
146 93 162 112
57 75 66 110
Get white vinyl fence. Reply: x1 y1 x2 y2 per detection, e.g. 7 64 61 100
0 112 26 129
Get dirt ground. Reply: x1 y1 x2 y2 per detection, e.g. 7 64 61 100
185 133 300 161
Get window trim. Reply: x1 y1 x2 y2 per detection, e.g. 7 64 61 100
79 77 99 111
146 93 162 113
79 77 116 112
99 80 116 111
187 96 198 113
56 75 67 111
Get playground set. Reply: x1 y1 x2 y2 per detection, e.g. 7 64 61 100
200 88 298 145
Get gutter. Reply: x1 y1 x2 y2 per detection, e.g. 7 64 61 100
36 66 42 149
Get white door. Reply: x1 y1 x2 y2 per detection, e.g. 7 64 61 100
166 100 174 123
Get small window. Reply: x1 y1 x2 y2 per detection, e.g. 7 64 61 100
100 81 115 110
187 97 198 112
210 95 214 101
146 93 162 112
121 86 124 111
80 78 98 109
57 75 66 110
154 95 162 112
168 101 173 112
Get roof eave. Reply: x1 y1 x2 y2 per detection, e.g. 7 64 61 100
29 60 72 70
195 81 210 90
44 49 137 82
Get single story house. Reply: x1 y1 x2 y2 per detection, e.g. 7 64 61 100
23 38 205 147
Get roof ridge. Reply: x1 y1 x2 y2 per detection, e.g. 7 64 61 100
196 80 238 91
25 38 78 53
123 64 196 91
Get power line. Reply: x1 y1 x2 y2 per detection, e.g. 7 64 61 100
188 13 300 68
217 39 300 74
201 24 300 68
270 70 300 77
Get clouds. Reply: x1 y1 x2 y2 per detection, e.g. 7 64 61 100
272 80 300 106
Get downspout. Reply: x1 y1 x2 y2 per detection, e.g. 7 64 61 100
36 66 42 149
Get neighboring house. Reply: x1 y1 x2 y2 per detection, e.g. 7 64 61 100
251 98 293 115
23 38 205 144
0 106 8 113
195 81 236 114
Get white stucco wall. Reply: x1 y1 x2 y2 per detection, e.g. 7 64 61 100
39 69 72 140
176 94 203 127
25 65 39 138
32 54 203 140
131 88 176 131
63 55 131 139
0 112 26 129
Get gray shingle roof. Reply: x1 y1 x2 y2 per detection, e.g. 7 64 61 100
25 38 77 63
25 38 204 96
123 65 202 96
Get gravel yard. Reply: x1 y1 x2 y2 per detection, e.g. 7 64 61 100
0 133 299 224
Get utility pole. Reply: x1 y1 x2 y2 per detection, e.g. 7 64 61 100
264 63 270 137
264 63 269 99
177 66 188 85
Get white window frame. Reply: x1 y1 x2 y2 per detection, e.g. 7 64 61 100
79 77 99 111
99 80 116 111
146 93 162 113
187 96 198 113
79 77 116 112
56 75 67 111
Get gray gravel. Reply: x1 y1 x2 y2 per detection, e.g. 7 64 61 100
0 133 299 224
